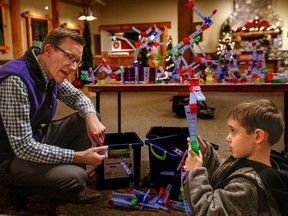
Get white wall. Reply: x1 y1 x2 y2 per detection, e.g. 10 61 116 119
98 0 232 54
194 0 233 53
19 0 52 52
98 0 178 55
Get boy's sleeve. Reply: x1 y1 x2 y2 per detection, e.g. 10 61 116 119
183 167 259 216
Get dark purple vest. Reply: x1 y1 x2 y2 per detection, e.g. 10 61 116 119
0 48 58 161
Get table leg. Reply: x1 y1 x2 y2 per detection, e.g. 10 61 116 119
118 92 121 133
285 92 288 153
96 92 100 114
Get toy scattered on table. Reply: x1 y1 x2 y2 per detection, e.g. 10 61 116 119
130 25 166 83
157 66 172 82
133 24 166 63
81 58 125 84
80 67 96 83
87 0 288 86
167 0 217 83
245 41 267 83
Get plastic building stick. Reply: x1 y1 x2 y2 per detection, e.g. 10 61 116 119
172 146 184 157
180 171 192 215
112 192 136 200
161 184 172 204
184 105 199 156
139 189 151 211
185 79 206 155
138 202 160 210
91 140 108 155
120 161 134 178
176 150 188 171
111 198 137 208
170 200 186 212
160 171 175 176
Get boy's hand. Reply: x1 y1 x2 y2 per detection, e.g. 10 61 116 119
185 146 203 171
187 135 207 154
197 135 207 154
185 135 205 171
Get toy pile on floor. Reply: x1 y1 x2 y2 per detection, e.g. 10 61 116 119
107 155 191 214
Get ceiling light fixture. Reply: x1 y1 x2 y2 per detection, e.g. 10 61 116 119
78 7 97 21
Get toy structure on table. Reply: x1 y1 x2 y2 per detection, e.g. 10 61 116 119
85 0 287 85
80 58 125 84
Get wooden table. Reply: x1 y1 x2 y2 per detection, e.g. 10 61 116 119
87 82 288 152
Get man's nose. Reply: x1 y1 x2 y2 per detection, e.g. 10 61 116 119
69 61 78 70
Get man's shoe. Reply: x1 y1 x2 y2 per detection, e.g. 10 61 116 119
0 186 21 214
26 194 57 215
68 187 101 204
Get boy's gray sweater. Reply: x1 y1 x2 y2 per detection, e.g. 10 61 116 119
183 144 282 216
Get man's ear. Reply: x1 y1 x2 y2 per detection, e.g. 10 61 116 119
254 129 266 144
43 44 53 55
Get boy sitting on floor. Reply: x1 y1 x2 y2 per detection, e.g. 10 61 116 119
184 99 288 215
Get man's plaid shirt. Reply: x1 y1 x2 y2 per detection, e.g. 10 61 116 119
0 67 96 164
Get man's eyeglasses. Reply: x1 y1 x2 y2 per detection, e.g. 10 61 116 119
54 45 83 67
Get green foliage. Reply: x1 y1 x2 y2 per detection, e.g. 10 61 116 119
81 20 93 71
166 35 175 72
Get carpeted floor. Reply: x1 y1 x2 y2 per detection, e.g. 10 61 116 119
52 91 285 216
3 91 285 215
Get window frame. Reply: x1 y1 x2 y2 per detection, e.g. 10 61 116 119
21 11 51 48
0 2 9 53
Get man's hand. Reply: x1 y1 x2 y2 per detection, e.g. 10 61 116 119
73 145 109 166
85 112 106 146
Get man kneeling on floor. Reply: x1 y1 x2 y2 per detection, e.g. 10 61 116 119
0 28 108 207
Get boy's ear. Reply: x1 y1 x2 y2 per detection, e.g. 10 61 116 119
254 129 266 144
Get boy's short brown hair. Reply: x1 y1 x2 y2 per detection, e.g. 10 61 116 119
227 99 284 145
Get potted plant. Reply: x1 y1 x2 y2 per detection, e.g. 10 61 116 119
72 20 93 88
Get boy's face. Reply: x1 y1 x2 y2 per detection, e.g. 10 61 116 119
225 118 257 159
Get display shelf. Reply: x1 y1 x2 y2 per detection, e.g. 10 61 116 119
233 30 279 39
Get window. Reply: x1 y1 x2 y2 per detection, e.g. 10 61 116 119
22 11 51 48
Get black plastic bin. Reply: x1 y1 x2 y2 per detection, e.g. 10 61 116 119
145 134 188 200
96 132 143 190
146 126 189 139
146 126 219 150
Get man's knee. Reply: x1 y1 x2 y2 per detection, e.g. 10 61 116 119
52 165 87 193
